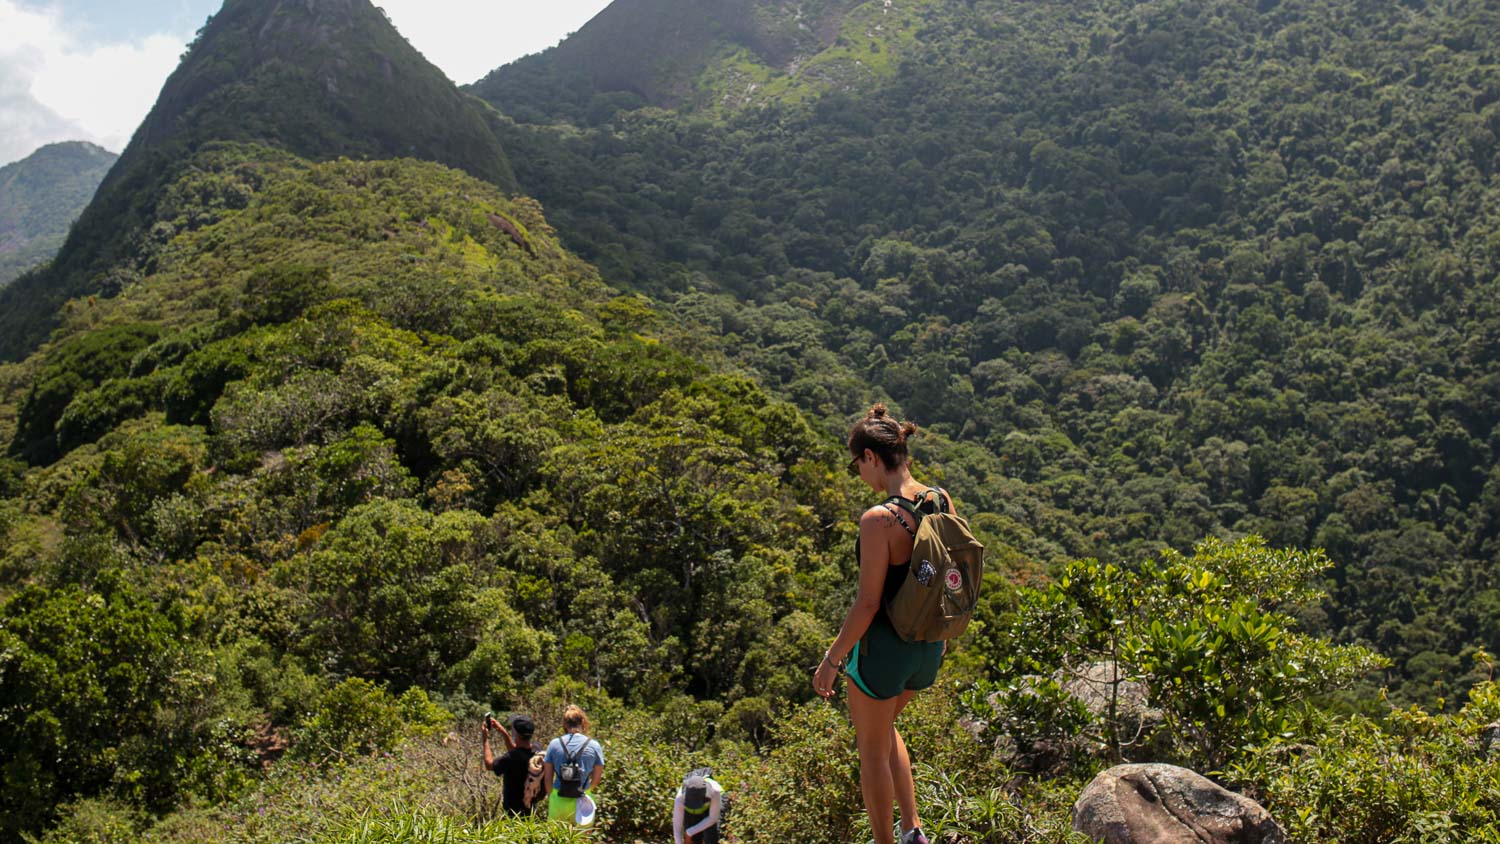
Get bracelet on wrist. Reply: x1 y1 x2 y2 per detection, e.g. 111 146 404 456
823 652 847 672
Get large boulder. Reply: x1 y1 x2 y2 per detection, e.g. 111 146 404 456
1073 763 1285 844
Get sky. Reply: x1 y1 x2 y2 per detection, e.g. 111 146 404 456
0 0 613 166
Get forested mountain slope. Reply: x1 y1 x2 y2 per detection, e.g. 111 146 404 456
0 0 514 363
472 0 937 122
481 0 1500 703
0 142 855 838
0 142 117 287
5 0 1500 840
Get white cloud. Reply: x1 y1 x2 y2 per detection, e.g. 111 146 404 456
377 0 611 85
0 0 189 165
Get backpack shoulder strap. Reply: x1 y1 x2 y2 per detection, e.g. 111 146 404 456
562 734 585 763
882 497 917 537
932 487 952 514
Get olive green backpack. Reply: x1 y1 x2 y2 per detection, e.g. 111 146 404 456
883 490 985 642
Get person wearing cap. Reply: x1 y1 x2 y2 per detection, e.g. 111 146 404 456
482 713 537 815
672 769 724 844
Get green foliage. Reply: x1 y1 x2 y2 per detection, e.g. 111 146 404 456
277 502 491 689
1232 679 1500 844
915 766 1090 844
967 537 1387 770
7 0 1499 828
728 702 863 844
490 0 1500 713
315 809 596 844
0 142 117 287
0 146 857 836
0 576 207 837
295 679 450 762
12 323 162 463
31 798 146 844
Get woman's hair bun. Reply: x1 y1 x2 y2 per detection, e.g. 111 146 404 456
867 403 889 419
900 421 919 442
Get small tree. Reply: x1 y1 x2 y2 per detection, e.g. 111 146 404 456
966 536 1386 771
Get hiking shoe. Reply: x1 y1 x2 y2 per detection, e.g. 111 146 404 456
901 828 930 844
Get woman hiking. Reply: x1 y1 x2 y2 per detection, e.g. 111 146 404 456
813 404 950 844
541 704 604 824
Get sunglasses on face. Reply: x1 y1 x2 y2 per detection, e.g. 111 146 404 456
847 455 861 476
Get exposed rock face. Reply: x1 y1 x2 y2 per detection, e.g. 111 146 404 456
1073 763 1285 844
1058 661 1160 741
1479 721 1500 758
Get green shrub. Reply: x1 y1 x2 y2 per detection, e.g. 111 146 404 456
729 702 863 844
33 798 146 844
295 678 443 761
1232 680 1500 844
967 536 1387 770
316 807 595 844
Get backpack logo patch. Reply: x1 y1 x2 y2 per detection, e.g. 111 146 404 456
944 568 963 592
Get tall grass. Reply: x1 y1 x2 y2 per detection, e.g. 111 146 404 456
314 807 595 844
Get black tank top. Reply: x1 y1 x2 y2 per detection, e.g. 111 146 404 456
854 489 951 608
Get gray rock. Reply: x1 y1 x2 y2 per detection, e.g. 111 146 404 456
1479 722 1500 758
1057 661 1161 741
1073 763 1285 844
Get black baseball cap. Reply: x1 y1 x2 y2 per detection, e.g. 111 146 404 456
507 714 535 737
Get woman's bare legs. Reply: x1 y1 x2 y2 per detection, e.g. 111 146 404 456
848 680 922 844
890 690 920 834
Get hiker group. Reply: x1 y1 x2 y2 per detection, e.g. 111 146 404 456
481 405 980 844
482 705 723 843
482 704 603 824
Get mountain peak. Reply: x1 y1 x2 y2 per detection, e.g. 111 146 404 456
114 0 513 190
0 0 514 361
0 142 117 288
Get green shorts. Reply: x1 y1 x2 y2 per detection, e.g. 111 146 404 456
847 614 945 700
548 790 592 823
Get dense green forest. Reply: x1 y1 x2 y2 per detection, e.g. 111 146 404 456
481 0 1500 707
0 144 867 840
3 0 1500 841
0 142 117 286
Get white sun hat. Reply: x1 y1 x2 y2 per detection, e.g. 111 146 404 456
575 793 597 826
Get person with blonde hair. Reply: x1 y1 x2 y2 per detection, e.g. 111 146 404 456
813 404 954 844
541 704 604 823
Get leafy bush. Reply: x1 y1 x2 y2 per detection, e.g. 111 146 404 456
316 808 595 844
1232 679 1500 844
967 536 1386 770
0 576 205 837
295 679 450 762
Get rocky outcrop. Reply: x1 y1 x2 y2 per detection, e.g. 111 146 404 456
1073 763 1284 844
1058 661 1160 742
1479 721 1500 758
